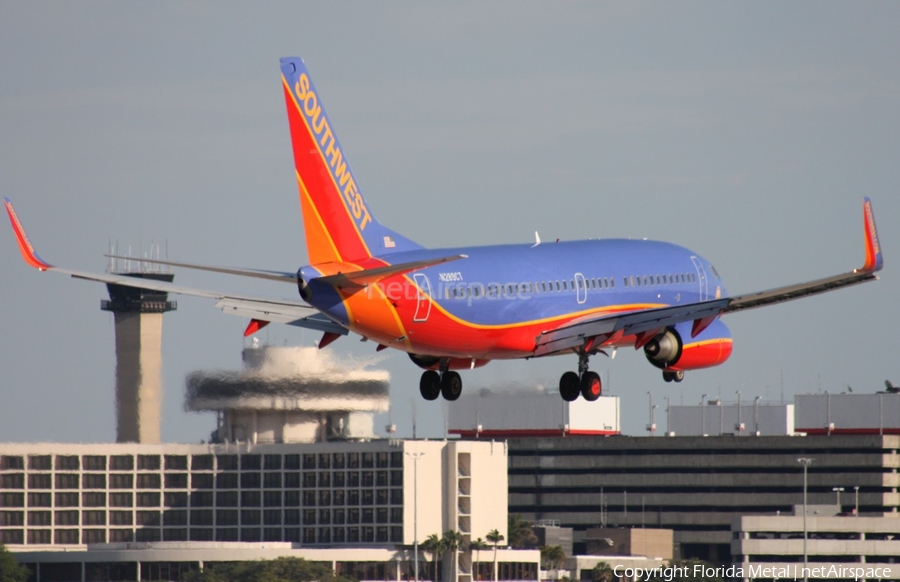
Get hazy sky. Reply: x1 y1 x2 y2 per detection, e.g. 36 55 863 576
1 2 898 443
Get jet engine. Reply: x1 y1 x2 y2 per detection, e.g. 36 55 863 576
644 319 732 371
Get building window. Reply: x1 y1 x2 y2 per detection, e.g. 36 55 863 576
333 491 345 506
302 491 316 506
55 455 79 471
191 454 214 471
54 493 79 507
240 528 260 542
109 493 133 508
0 511 24 526
376 452 389 469
333 453 346 469
264 473 282 489
163 528 187 542
303 509 316 525
348 453 360 469
191 474 214 489
284 472 300 488
216 528 238 542
347 490 360 506
137 474 161 489
191 492 213 508
302 454 316 469
27 473 51 489
348 508 360 524
241 455 261 471
82 493 106 508
390 470 402 486
54 529 79 544
216 455 238 471
27 529 51 544
54 510 79 526
82 529 106 544
390 489 403 505
136 493 160 507
82 474 106 489
109 529 134 543
285 509 301 525
191 528 214 542
362 508 374 524
1 493 24 507
241 491 261 507
190 509 213 526
109 474 133 489
263 527 282 542
137 528 162 542
27 455 51 471
55 473 79 489
284 491 300 507
0 531 23 545
164 455 188 471
216 510 238 526
26 493 52 507
164 493 188 508
241 509 262 525
333 508 346 524
302 472 317 488
318 491 331 506
82 510 106 526
264 491 282 508
264 455 282 471
284 455 301 470
165 473 188 489
110 511 133 526
318 472 331 487
27 511 51 526
362 453 374 469
163 510 187 527
240 473 261 489
216 492 238 507
136 511 160 526
82 455 106 471
318 509 331 525
137 455 160 470
333 472 345 488
109 455 134 471
216 473 238 489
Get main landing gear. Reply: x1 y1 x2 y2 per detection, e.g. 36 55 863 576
558 351 602 402
663 370 684 383
419 360 462 401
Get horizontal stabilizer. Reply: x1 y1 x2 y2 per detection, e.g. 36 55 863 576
316 254 467 289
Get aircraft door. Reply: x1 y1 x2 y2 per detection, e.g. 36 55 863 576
412 273 432 322
574 272 587 304
690 256 709 301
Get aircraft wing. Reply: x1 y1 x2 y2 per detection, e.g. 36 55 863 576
536 197 883 357
4 198 348 337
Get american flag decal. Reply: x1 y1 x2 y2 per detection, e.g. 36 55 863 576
383 236 396 249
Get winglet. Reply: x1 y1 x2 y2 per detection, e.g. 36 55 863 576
4 198 53 271
860 197 883 273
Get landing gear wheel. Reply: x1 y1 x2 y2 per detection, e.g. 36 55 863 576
420 371 441 401
559 371 580 402
663 370 685 383
580 371 602 401
440 371 462 401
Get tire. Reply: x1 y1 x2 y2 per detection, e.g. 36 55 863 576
559 371 580 401
580 371 602 401
441 371 463 401
420 370 441 401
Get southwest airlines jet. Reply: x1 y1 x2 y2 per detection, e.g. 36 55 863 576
5 57 884 403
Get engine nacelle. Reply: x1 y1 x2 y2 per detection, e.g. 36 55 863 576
408 353 490 371
644 319 732 371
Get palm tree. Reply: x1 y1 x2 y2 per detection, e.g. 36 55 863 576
540 545 566 573
486 529 504 582
470 538 489 581
422 534 445 582
592 562 615 582
442 530 465 582
507 514 537 548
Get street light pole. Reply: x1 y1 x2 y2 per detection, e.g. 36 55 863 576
798 457 814 582
406 451 425 582
854 486 860 516
832 487 844 512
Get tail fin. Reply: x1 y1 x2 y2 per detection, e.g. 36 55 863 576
280 57 422 265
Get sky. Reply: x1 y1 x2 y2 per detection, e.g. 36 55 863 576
1 2 899 444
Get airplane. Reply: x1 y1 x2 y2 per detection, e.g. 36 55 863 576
5 57 884 403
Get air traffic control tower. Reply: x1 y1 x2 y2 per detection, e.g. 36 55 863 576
101 272 176 443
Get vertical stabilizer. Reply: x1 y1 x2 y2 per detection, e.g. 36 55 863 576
280 57 422 264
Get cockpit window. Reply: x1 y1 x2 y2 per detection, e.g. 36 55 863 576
709 264 720 279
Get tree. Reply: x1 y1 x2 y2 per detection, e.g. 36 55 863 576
591 562 615 582
422 533 446 582
442 530 466 582
470 538 489 581
540 545 566 572
0 544 29 582
507 514 537 548
485 529 504 582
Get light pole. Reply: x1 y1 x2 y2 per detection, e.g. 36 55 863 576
701 394 708 435
832 487 844 512
406 451 425 582
798 457 814 582
854 486 860 516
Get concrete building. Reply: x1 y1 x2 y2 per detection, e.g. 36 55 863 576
732 513 900 581
101 273 177 444
0 439 518 582
583 528 673 561
795 392 900 435
666 401 795 436
448 391 620 438
507 435 900 562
